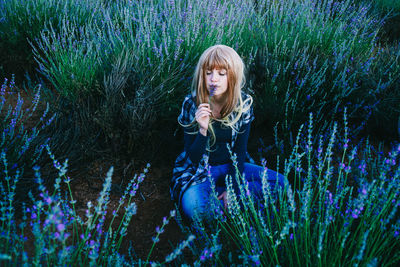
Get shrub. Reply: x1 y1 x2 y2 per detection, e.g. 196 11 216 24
0 76 54 190
367 43 400 139
31 0 266 156
251 0 400 150
0 0 104 79
183 112 400 266
0 149 196 266
367 0 400 13
2 0 400 157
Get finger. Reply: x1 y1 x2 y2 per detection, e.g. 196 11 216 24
198 112 211 118
196 107 211 113
199 110 211 115
199 103 210 108
197 107 212 113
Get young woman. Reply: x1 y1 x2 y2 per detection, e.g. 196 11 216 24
170 45 286 222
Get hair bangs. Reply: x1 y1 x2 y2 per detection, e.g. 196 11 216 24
202 48 230 71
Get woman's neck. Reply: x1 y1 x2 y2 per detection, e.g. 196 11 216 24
212 94 225 104
211 100 224 119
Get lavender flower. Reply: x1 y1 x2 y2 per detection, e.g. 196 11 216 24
208 85 216 104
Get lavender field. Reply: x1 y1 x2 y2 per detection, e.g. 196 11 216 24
1 0 400 266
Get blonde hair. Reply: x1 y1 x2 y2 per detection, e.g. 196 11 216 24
180 44 252 149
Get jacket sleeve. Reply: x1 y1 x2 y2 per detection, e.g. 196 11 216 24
178 94 208 165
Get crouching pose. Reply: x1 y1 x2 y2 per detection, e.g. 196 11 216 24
170 45 286 222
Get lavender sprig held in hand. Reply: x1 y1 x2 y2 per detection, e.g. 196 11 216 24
208 85 216 104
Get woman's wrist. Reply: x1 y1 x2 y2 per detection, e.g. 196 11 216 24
199 127 207 136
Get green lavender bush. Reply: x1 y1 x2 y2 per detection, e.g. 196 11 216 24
0 74 196 266
1 0 399 157
251 0 400 150
0 0 105 80
182 112 400 266
0 149 195 266
365 0 400 12
31 0 265 156
0 76 54 189
367 43 400 139
27 0 399 157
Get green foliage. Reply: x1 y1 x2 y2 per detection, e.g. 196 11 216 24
1 0 399 264
0 0 102 79
0 76 53 184
371 0 400 12
1 0 399 155
0 149 195 266
252 0 400 147
184 113 400 266
29 0 266 156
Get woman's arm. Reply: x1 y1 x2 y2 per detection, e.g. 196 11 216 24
178 96 211 165
183 130 209 165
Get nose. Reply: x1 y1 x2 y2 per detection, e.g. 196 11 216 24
210 71 218 82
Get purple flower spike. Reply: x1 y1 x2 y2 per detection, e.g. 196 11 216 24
361 188 367 195
57 223 65 232
208 85 216 104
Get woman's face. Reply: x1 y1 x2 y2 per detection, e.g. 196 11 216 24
205 68 228 98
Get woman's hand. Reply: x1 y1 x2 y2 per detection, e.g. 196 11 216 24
218 191 228 210
195 103 212 136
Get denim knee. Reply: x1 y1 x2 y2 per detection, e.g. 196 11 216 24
265 169 287 189
180 182 214 222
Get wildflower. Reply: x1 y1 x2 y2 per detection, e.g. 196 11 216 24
352 209 360 219
170 210 176 217
162 216 168 224
327 190 333 205
57 223 65 232
208 85 216 104
164 235 195 263
361 188 367 195
261 158 267 168
45 197 52 205
344 166 352 173
155 226 164 234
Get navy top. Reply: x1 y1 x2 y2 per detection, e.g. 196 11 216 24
171 92 254 203
183 120 251 179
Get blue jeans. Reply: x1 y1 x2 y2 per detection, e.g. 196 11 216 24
180 162 286 222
